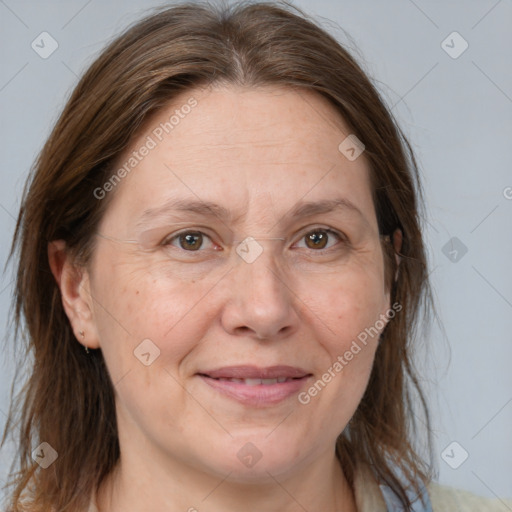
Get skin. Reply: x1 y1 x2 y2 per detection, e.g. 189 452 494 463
49 84 401 512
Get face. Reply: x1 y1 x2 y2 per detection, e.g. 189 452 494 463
82 85 392 481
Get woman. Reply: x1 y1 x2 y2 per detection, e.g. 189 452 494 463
1 2 510 511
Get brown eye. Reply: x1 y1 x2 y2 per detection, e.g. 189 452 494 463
296 228 344 251
305 230 328 249
178 232 203 251
164 231 214 252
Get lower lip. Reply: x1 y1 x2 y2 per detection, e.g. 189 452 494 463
198 375 311 406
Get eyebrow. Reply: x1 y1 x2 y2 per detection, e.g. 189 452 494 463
136 196 368 228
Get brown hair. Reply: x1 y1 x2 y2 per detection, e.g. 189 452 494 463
1 1 434 510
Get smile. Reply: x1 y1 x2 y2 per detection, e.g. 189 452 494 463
197 366 312 406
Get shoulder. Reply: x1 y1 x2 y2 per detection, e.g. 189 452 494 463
428 481 512 512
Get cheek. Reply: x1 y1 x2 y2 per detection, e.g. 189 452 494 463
301 259 388 341
300 259 388 390
89 258 216 434
90 253 216 376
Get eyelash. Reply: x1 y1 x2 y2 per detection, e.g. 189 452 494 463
161 227 348 256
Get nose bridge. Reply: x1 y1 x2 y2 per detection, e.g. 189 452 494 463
224 236 296 338
234 236 288 300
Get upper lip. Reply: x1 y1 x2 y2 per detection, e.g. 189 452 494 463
198 365 311 379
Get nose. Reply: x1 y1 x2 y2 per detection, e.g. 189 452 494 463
220 240 299 341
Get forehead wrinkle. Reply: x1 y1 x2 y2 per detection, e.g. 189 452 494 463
135 195 372 233
136 198 244 229
288 198 370 228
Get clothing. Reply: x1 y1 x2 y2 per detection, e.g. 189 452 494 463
87 463 512 511
354 462 512 512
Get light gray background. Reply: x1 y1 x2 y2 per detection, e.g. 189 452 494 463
1 0 511 503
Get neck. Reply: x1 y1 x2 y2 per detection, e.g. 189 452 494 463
95 443 357 512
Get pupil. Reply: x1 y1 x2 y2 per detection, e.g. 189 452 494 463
181 232 202 250
307 231 327 249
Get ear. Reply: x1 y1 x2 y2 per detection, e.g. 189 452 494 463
48 240 100 350
392 228 403 281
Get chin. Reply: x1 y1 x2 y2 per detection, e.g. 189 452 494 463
196 437 309 483
213 458 297 484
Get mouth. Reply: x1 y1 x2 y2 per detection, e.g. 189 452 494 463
201 376 301 385
196 365 312 406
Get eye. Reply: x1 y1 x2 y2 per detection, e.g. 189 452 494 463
162 227 346 254
163 230 217 252
294 228 345 251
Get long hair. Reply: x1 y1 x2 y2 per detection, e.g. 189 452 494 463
1 2 434 510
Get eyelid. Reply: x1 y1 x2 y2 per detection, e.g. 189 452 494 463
291 226 347 251
162 229 218 250
295 225 347 241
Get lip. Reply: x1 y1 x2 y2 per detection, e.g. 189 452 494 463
199 365 310 379
197 366 312 407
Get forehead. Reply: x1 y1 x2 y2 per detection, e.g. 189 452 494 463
166 84 350 157
100 84 376 233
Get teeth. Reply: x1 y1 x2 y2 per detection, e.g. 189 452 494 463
214 377 293 385
245 378 263 386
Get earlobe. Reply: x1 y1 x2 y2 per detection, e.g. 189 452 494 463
48 240 100 350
